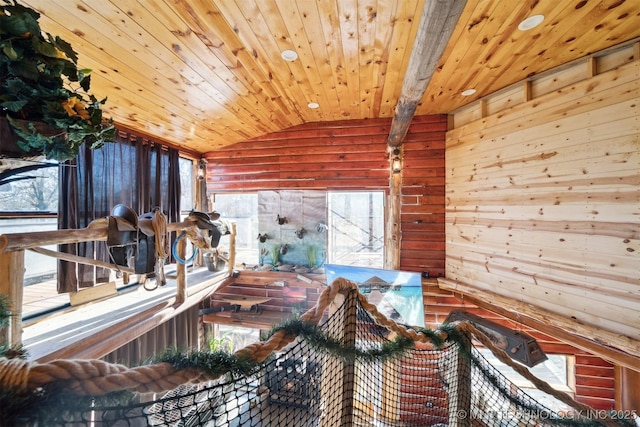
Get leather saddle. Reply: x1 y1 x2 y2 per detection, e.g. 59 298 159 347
188 210 224 248
107 204 157 275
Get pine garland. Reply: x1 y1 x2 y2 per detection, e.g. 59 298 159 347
268 317 415 362
153 347 262 380
0 381 134 425
0 295 27 360
0 313 419 423
0 295 9 329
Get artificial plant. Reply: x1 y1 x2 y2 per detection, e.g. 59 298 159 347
0 0 115 161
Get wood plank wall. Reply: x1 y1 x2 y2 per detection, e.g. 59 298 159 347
446 45 639 355
203 115 447 275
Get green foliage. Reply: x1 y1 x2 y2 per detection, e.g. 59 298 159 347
154 347 261 381
0 0 115 161
0 293 9 329
0 383 134 426
306 245 317 268
1 296 627 426
268 317 415 362
0 294 28 360
208 335 234 352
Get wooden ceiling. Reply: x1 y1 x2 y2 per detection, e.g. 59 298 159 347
21 0 640 154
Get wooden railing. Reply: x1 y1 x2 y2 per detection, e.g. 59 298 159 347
0 217 236 347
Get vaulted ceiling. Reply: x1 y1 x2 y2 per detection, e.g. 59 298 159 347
21 0 640 154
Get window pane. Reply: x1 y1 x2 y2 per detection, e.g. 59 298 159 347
327 191 384 268
179 157 193 212
0 160 58 212
214 194 259 266
0 218 58 284
211 324 261 352
478 348 574 412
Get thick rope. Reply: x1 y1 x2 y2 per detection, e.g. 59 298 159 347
0 277 625 426
152 209 169 261
0 358 30 392
152 209 168 287
456 322 622 427
327 280 623 427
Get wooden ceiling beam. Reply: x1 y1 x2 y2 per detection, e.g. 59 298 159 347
387 0 467 148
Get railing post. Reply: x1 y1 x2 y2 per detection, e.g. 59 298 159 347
0 249 25 346
227 222 237 272
176 235 187 304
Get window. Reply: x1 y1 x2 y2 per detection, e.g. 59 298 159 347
213 193 259 266
327 191 385 268
178 157 194 213
1 159 59 284
0 159 58 212
210 324 261 352
478 348 575 413
213 191 385 269
1 155 197 286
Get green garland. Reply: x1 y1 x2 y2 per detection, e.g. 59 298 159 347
153 347 262 380
0 295 27 360
268 317 415 362
0 314 421 423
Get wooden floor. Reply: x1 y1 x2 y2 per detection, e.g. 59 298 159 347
22 279 71 322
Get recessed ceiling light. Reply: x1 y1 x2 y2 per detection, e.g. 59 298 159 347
518 14 544 31
308 102 320 109
461 88 476 96
281 49 298 61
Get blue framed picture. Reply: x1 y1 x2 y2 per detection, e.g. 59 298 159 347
324 264 425 327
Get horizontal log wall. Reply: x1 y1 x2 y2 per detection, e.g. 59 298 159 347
446 47 639 354
399 117 447 275
204 118 391 192
204 115 447 275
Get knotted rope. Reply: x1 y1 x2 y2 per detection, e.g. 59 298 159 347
0 277 623 426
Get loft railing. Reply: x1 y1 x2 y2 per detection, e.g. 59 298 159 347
0 217 236 348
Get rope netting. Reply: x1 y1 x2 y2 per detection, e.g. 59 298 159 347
0 278 634 427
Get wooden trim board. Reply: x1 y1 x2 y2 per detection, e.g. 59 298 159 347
70 282 117 306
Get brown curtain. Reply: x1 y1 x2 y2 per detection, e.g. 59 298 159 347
101 305 201 366
58 132 181 292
